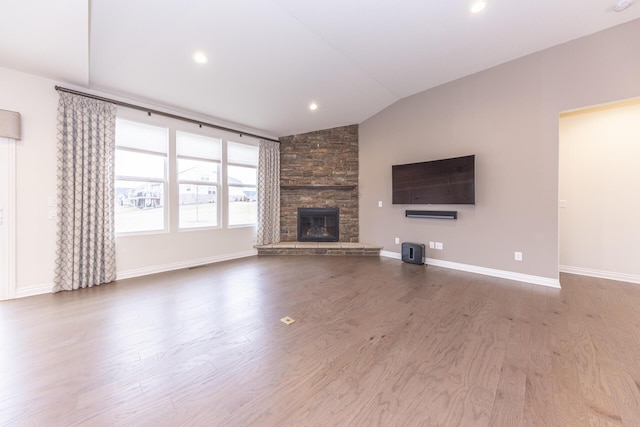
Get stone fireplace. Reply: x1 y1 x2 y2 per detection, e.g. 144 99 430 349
279 125 359 243
256 124 381 257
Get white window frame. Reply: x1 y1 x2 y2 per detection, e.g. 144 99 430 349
114 120 169 236
114 115 260 234
227 141 258 228
176 132 221 230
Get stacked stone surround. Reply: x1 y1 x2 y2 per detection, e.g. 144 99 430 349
278 124 359 243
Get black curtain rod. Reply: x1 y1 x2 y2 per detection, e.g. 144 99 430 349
54 86 280 143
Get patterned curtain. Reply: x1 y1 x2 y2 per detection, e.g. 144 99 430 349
53 93 117 292
257 139 280 245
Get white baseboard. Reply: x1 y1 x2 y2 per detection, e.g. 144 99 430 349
380 250 402 260
15 283 53 299
11 250 567 299
116 249 258 281
7 250 259 300
560 265 640 285
380 251 560 289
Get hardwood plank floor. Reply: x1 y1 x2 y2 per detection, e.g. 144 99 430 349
2 256 640 426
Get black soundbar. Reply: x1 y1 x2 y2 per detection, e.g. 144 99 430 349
405 210 458 219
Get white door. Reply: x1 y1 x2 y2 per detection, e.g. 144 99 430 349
0 137 16 300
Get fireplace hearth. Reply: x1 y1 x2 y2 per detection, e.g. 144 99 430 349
298 208 339 242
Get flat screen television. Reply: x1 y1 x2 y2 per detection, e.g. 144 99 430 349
392 155 475 205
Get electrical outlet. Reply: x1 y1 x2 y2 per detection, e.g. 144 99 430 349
515 251 523 261
394 237 400 244
429 241 435 249
48 210 57 220
435 242 443 250
378 201 383 207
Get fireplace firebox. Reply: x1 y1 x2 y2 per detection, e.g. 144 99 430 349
297 208 339 242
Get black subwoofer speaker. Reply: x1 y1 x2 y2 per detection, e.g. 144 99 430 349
401 242 425 265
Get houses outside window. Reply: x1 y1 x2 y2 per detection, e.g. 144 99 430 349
227 141 258 226
114 118 258 235
114 119 168 234
177 132 221 229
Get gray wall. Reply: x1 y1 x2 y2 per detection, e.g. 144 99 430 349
359 19 640 280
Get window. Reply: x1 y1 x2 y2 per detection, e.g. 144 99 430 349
176 132 221 229
227 142 258 226
114 118 259 234
114 119 168 234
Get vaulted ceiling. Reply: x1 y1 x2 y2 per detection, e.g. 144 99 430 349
1 0 639 137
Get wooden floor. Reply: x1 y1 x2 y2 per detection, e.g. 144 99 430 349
2 256 640 426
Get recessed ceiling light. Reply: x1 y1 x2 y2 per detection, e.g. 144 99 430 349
193 52 208 64
470 1 487 13
309 102 318 111
613 0 633 11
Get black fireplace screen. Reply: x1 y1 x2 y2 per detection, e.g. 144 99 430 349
297 208 339 242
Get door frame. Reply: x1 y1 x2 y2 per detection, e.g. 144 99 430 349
0 137 16 300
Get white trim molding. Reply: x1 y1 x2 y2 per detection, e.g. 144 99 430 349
9 250 258 299
0 137 16 300
15 283 54 299
381 251 561 289
116 249 258 281
380 250 402 260
560 265 640 285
